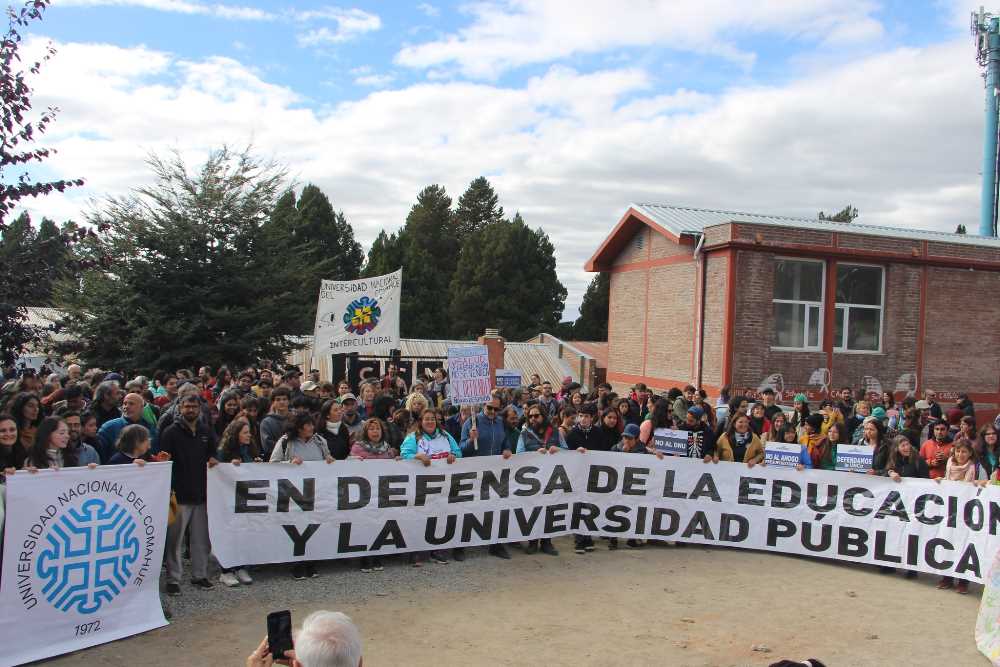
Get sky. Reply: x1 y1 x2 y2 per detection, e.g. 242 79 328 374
8 0 992 318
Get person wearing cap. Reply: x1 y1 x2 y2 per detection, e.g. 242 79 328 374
338 393 365 438
608 422 666 550
283 369 304 401
676 405 716 460
301 380 319 398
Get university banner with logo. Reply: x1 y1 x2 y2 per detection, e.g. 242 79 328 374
312 270 402 355
207 455 1000 583
0 464 171 666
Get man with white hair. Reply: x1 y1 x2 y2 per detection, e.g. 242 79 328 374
246 611 363 667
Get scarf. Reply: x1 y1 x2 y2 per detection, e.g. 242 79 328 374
358 439 392 456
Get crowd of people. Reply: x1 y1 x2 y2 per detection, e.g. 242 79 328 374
0 361 995 597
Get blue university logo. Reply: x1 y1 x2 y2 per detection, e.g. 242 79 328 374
36 498 140 614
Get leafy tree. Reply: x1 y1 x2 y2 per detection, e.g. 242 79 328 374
818 205 858 223
956 223 967 235
0 1 87 366
448 213 566 340
56 146 299 371
259 184 363 334
572 272 609 341
454 176 504 239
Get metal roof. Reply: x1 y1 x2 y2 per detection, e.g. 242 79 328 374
630 203 1000 249
287 337 577 388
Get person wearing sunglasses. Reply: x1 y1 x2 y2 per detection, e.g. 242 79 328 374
515 405 567 555
459 396 514 559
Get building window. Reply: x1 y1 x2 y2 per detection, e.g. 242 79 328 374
772 258 824 350
834 264 883 353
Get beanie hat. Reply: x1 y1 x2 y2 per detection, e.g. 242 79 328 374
871 406 887 421
687 405 704 418
623 423 641 438
794 393 808 404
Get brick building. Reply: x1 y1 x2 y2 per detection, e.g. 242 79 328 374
585 203 1000 415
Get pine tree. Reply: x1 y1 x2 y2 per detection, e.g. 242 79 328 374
573 272 609 341
363 229 405 279
259 184 364 334
454 177 504 239
818 205 859 223
448 213 565 340
956 224 967 234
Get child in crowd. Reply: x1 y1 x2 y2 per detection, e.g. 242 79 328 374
939 439 977 594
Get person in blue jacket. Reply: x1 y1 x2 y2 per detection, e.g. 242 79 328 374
457 395 516 560
515 404 568 556
401 409 462 566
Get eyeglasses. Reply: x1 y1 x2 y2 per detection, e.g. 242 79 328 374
528 414 543 419
484 405 498 412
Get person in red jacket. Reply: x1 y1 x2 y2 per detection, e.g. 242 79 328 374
919 420 953 480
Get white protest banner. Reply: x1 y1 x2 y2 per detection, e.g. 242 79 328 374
447 345 491 405
836 444 875 473
0 464 171 666
764 442 802 468
313 270 401 354
207 455 1000 583
652 428 694 456
495 369 522 389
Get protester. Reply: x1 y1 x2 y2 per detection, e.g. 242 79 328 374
338 393 364 438
260 386 292 459
215 389 241 439
747 402 770 437
107 423 154 465
63 410 100 466
676 405 716 460
920 420 953 480
979 423 1000 476
516 404 563 555
10 392 41 451
98 393 159 462
400 409 460 565
161 394 218 595
715 413 761 463
760 388 783 421
318 399 352 460
91 379 123 428
799 414 831 470
23 416 91 470
0 413 26 471
381 363 408 400
939 439 978 594
790 393 810 434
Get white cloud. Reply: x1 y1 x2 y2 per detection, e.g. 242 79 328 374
19 36 983 316
354 72 396 88
295 8 382 46
395 0 884 78
417 3 439 17
59 0 275 20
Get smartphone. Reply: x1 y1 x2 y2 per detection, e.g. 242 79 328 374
267 610 293 661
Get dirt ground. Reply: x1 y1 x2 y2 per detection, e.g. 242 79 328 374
44 539 987 666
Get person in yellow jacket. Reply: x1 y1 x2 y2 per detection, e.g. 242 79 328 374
715 413 764 464
817 399 844 436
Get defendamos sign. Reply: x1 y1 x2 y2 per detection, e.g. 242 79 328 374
0 464 171 666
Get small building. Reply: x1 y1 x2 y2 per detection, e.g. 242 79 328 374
585 203 1000 415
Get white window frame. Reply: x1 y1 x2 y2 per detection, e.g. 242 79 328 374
771 257 825 352
833 262 885 355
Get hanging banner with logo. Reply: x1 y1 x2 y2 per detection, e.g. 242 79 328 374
313 270 402 354
207 455 1000 583
495 369 522 389
447 345 491 405
0 464 171 666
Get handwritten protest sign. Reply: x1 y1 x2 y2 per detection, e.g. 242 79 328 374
448 345 491 405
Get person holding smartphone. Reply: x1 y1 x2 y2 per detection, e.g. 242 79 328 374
247 610 363 667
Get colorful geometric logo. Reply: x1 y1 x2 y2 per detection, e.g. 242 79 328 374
343 296 381 335
36 498 140 614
